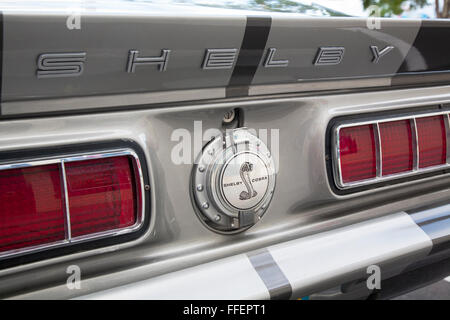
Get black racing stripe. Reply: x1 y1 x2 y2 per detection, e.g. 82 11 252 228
247 248 292 300
0 11 3 116
226 16 271 98
397 20 450 73
407 204 450 255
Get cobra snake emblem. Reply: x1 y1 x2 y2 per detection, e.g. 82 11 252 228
239 162 257 200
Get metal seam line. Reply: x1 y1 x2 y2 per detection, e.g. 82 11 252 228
247 248 292 300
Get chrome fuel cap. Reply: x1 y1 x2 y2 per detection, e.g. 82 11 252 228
192 128 276 232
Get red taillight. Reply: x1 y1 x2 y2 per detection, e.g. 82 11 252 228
339 124 376 183
379 120 413 176
66 157 137 238
0 164 65 253
335 113 449 188
0 152 142 257
416 116 447 168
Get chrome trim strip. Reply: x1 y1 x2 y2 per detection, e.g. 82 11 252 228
0 149 146 260
249 77 392 96
0 158 61 170
333 111 450 190
333 126 343 187
374 123 382 178
60 160 72 241
411 118 419 171
445 114 450 165
0 240 71 261
1 88 227 116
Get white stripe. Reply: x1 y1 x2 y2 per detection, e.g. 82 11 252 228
269 212 432 298
79 253 270 300
78 212 432 300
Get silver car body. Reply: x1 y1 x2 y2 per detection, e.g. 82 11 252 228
0 0 449 300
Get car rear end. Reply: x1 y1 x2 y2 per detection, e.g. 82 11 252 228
0 0 449 300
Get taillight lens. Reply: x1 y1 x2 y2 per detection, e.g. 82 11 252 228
379 120 413 176
0 152 142 257
335 113 449 188
0 164 65 253
66 157 137 238
416 116 447 168
339 124 376 183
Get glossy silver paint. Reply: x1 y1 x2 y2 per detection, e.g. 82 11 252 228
1 84 450 299
0 4 433 115
0 0 449 300
193 129 276 232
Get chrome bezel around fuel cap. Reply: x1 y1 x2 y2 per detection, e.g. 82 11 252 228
192 128 276 233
